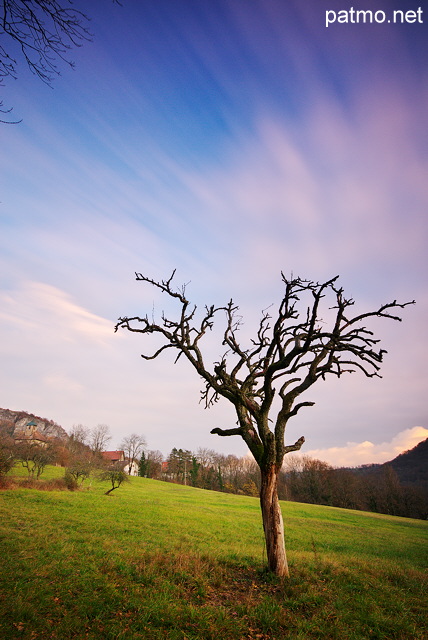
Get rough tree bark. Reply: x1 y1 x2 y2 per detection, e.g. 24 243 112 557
260 465 288 575
115 271 413 577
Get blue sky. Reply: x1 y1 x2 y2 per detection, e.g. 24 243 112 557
1 0 427 464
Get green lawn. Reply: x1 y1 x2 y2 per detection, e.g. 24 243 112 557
0 471 427 639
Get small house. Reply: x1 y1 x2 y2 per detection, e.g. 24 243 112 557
101 450 139 476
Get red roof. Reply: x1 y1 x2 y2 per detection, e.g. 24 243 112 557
102 450 125 462
14 430 48 443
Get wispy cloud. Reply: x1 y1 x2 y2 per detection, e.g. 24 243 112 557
0 282 113 346
174 84 428 296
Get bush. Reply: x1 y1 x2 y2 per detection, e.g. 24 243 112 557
0 475 15 490
41 478 72 491
1 475 78 492
0 438 15 477
64 472 79 491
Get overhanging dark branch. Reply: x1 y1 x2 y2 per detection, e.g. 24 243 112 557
210 427 243 437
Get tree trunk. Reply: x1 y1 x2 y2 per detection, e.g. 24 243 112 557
260 465 289 577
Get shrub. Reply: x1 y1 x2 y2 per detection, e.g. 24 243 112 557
64 472 79 491
0 437 15 477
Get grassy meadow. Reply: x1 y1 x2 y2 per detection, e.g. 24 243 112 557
0 468 427 639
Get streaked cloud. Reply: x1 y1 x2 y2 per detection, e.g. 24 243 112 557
0 282 113 346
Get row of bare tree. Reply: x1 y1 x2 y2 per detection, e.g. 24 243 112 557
138 447 260 496
2 415 425 519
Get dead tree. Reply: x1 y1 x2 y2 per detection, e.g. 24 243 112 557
120 433 147 475
115 271 414 577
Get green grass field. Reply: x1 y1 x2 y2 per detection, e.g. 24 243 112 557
1 469 427 639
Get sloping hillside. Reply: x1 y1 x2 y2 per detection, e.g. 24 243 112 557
0 408 68 441
0 476 426 640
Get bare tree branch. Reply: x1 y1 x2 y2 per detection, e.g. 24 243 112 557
0 0 121 122
210 427 243 438
0 1 92 84
284 436 306 454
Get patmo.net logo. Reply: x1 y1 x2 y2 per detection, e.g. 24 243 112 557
325 6 424 27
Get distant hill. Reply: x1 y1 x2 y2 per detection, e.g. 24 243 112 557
387 438 428 490
348 437 428 491
284 437 428 519
0 408 68 441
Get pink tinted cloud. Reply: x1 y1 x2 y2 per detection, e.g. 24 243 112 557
303 426 428 467
172 74 428 296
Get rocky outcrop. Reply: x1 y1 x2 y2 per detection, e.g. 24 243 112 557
0 408 68 441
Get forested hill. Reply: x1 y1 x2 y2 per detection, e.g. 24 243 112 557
284 437 428 519
349 437 428 489
387 438 428 490
0 408 68 441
